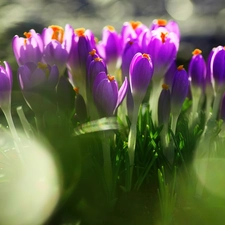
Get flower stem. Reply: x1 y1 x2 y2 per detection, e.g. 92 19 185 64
127 104 139 191
1 105 24 164
102 131 113 201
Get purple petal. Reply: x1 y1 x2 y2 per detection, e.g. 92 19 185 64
116 77 128 109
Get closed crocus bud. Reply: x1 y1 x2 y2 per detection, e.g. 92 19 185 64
147 27 179 78
0 62 13 110
86 49 99 70
87 57 107 90
211 46 225 89
164 61 177 88
129 53 154 103
18 62 59 114
42 24 73 76
188 49 206 90
171 65 189 113
93 72 127 117
12 30 43 66
67 28 92 103
158 84 171 126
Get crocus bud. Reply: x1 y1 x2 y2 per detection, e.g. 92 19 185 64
67 28 93 103
0 62 13 110
171 65 189 113
93 72 127 117
12 30 43 66
211 46 225 89
158 84 171 126
87 57 107 91
188 49 206 90
164 61 177 88
129 52 154 103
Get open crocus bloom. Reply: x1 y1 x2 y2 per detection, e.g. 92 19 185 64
42 24 73 75
146 26 179 78
12 30 43 66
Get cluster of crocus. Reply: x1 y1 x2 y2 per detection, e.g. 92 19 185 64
7 18 225 186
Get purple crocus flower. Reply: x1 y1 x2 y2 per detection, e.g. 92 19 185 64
150 19 180 41
93 71 128 117
211 46 225 88
146 26 179 77
188 48 206 90
42 25 73 75
121 21 147 50
12 30 43 66
18 62 59 113
129 52 154 103
171 65 189 113
97 26 121 73
0 62 13 110
67 28 93 102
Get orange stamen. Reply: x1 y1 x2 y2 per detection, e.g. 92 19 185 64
75 28 85 37
23 32 32 38
23 32 32 45
89 49 96 56
49 25 64 44
94 57 102 62
130 21 142 30
74 87 79 94
107 25 115 31
192 48 202 55
157 19 167 27
160 32 168 43
107 74 115 82
162 83 169 90
177 65 184 70
142 53 151 61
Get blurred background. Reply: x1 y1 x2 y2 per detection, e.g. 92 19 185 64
0 0 225 63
